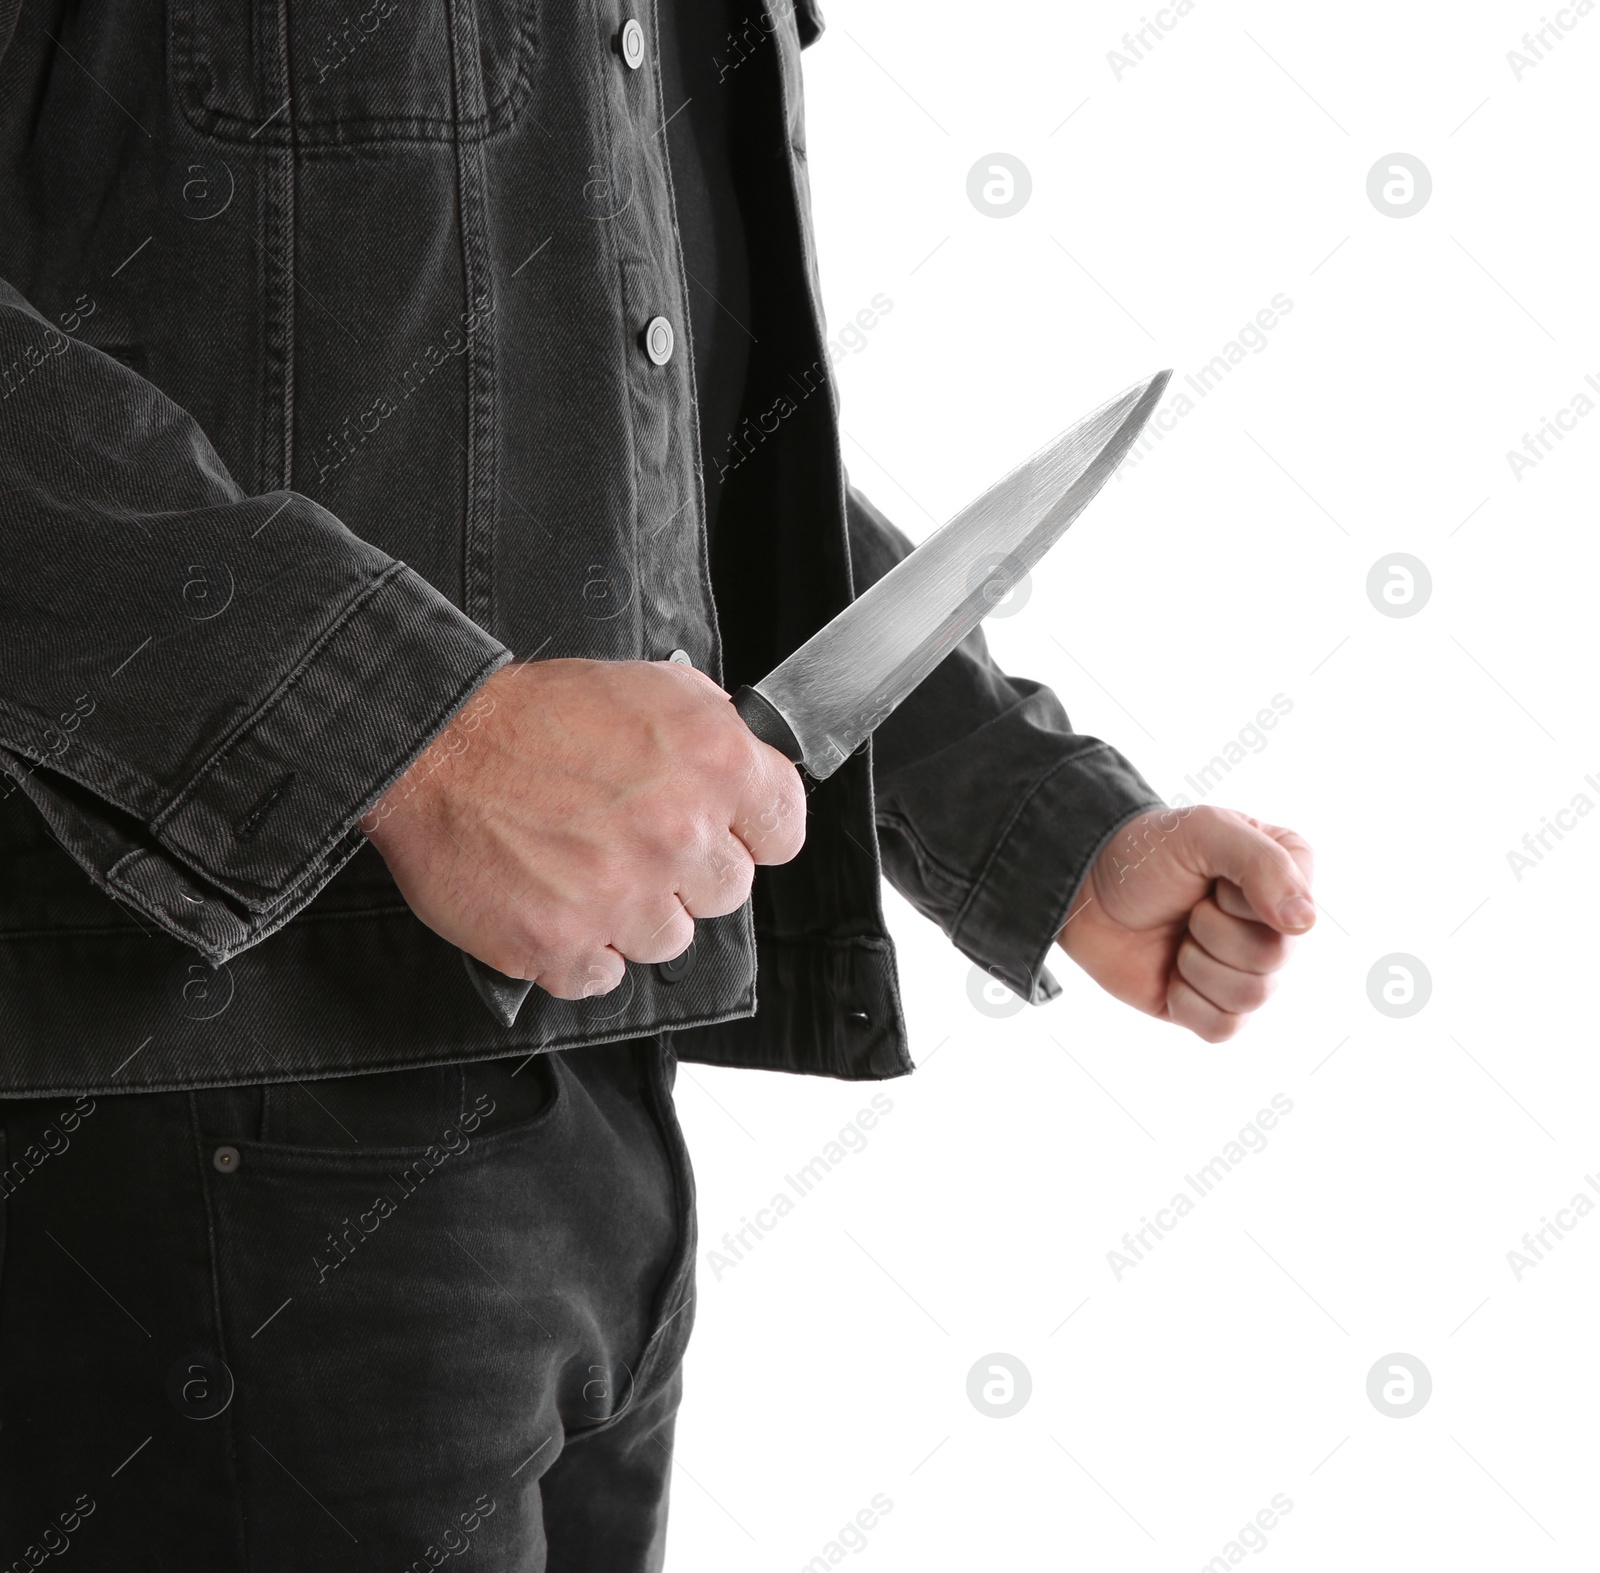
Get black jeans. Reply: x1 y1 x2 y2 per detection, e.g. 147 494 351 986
0 1039 695 1570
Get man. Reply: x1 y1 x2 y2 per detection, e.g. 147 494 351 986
0 1 1313 1566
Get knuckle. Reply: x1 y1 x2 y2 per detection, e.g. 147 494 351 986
718 849 757 903
660 913 697 960
589 863 633 910
1258 934 1292 969
650 811 701 861
1238 975 1273 1011
493 921 547 979
538 970 587 1001
615 899 693 965
483 944 535 982
544 952 622 1000
578 960 625 999
739 776 806 863
694 712 754 776
650 904 696 956
535 917 585 957
538 918 611 977
694 862 754 920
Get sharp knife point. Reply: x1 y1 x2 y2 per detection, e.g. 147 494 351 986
752 369 1175 780
1129 367 1172 404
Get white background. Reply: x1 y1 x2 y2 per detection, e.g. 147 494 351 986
668 1 1600 1569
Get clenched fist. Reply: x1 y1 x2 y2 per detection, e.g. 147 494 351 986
363 659 805 1000
1058 804 1314 1042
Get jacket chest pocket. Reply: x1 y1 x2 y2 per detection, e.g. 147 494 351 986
169 0 534 146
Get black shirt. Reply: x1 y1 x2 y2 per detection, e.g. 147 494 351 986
656 0 754 546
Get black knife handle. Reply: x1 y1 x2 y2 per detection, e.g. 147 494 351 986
463 686 802 1030
462 953 534 1027
731 685 803 763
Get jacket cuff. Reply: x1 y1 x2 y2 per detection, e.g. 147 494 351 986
98 563 508 954
794 0 826 46
951 741 1164 1004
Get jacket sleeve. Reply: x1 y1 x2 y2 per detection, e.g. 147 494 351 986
0 279 510 963
847 482 1166 1004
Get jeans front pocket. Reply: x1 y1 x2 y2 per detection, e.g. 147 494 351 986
243 1052 559 1153
191 1042 686 1562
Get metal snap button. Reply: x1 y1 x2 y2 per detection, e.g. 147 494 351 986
668 648 693 666
619 18 645 69
212 1145 241 1174
657 941 696 983
644 316 674 366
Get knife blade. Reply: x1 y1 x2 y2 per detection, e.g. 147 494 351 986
730 369 1171 775
465 368 1172 1025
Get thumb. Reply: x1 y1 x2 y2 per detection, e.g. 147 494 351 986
1186 810 1315 935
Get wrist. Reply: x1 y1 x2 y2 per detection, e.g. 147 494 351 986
362 668 507 847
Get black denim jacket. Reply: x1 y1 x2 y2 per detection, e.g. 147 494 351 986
0 0 1162 1093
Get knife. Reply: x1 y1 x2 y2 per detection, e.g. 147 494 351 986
465 368 1172 1025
